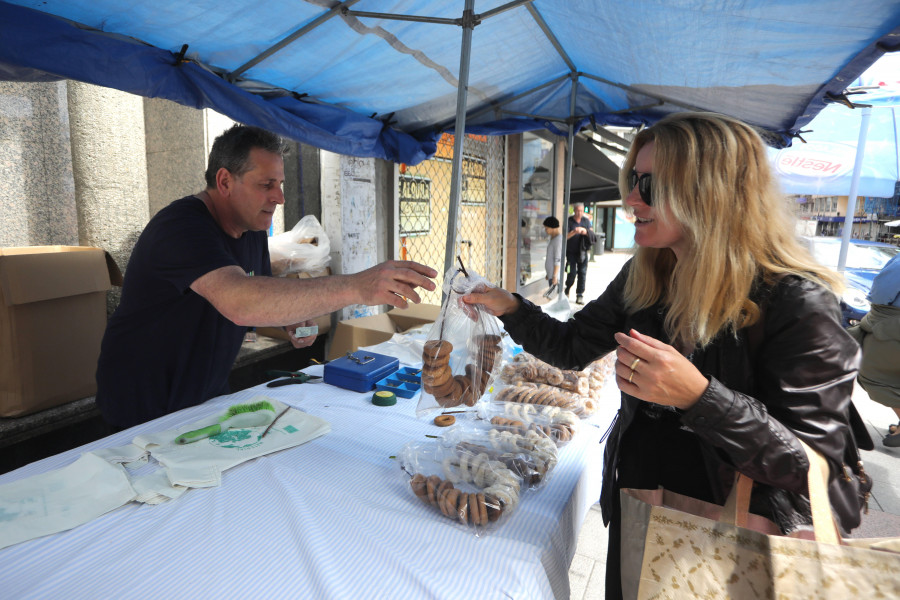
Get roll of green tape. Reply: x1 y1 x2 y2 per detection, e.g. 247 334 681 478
372 390 397 406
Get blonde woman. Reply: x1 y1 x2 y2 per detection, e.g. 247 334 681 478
464 112 872 599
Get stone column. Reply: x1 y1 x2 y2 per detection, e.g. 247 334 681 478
143 97 206 218
67 81 149 310
0 81 77 247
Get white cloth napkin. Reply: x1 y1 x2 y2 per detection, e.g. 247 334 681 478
0 452 137 550
133 396 330 491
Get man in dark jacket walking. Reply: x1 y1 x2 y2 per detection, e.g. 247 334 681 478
565 202 594 304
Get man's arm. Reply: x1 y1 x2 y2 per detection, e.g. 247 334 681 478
191 260 437 327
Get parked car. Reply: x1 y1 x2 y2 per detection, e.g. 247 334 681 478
802 236 900 326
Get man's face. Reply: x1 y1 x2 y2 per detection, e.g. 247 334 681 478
225 148 285 233
573 205 584 220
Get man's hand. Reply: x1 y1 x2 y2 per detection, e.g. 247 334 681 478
286 319 317 349
350 260 437 309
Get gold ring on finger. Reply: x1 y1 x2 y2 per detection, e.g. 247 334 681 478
628 370 635 383
630 357 641 370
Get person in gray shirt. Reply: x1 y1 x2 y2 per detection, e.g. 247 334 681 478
542 216 562 299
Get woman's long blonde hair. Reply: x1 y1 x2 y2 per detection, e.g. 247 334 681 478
618 112 843 348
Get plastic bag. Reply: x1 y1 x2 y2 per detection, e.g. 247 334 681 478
502 353 590 395
496 352 606 416
439 420 559 489
416 266 505 416
398 441 521 534
476 401 580 447
268 215 331 276
491 381 596 416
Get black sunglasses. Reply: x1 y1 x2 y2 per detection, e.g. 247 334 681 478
628 170 652 205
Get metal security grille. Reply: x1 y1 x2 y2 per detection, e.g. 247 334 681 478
399 133 505 305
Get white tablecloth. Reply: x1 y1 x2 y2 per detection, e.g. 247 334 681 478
0 364 608 600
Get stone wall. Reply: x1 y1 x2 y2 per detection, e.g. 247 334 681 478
0 81 78 247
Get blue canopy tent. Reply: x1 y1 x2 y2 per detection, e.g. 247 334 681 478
3 0 900 276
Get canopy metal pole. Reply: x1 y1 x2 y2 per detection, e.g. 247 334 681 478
555 73 579 304
438 73 570 131
837 106 872 272
443 0 476 289
232 0 361 78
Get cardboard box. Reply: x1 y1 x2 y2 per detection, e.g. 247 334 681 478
327 303 441 360
0 246 118 417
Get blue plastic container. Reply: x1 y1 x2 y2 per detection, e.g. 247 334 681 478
374 375 421 399
394 367 422 384
324 351 399 393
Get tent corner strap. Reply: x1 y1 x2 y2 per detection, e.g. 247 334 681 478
825 91 872 110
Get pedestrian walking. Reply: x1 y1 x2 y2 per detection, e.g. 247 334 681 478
849 253 900 446
565 202 595 304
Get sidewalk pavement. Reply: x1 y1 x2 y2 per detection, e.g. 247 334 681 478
561 251 900 600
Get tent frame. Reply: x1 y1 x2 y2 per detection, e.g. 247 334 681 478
344 1 626 285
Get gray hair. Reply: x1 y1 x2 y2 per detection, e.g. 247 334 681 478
205 124 286 188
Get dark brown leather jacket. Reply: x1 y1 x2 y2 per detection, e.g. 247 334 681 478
501 260 873 533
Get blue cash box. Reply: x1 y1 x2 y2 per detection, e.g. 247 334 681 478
324 350 400 393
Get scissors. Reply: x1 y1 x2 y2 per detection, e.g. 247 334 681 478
265 370 324 387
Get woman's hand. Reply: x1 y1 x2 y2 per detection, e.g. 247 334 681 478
613 329 709 409
461 285 520 319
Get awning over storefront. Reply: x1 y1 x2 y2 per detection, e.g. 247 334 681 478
570 136 622 205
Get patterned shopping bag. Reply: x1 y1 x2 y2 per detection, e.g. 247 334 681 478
620 441 900 599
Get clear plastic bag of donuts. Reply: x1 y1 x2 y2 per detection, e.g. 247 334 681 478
476 401 580 447
397 441 522 534
490 380 597 417
436 420 558 489
500 353 590 396
415 263 505 417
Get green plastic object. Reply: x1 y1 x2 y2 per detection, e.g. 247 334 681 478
175 400 276 444
372 390 397 406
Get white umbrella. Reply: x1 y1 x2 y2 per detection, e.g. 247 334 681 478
886 220 900 227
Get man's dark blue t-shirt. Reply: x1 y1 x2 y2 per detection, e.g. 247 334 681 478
96 196 271 429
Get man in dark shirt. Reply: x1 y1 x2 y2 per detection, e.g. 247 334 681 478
564 202 594 305
96 125 436 429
